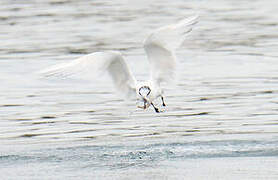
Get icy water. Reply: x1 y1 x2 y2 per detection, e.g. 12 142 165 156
1 0 278 179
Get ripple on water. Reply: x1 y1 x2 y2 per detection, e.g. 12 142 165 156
1 140 278 170
1 104 24 107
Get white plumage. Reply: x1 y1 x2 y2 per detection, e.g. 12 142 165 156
40 15 198 113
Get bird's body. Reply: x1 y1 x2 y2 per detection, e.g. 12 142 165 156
40 15 198 113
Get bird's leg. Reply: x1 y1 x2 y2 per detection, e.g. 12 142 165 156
150 102 160 113
161 96 166 106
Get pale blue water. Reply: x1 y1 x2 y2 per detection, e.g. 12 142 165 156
1 0 278 179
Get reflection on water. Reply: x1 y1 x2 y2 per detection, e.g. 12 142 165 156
1 0 278 179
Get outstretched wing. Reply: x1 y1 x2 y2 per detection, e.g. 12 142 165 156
144 15 198 85
40 51 137 98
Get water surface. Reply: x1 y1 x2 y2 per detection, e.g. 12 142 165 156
1 0 278 179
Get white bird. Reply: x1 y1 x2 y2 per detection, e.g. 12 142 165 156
40 15 198 113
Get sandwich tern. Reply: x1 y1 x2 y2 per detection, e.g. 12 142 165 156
41 15 198 113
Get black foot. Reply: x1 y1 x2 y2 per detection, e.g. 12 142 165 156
154 107 160 113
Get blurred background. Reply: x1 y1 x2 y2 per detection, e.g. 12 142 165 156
1 0 278 179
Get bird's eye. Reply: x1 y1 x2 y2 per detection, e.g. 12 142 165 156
139 86 151 97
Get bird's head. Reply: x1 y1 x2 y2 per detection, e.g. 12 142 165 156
139 86 151 99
